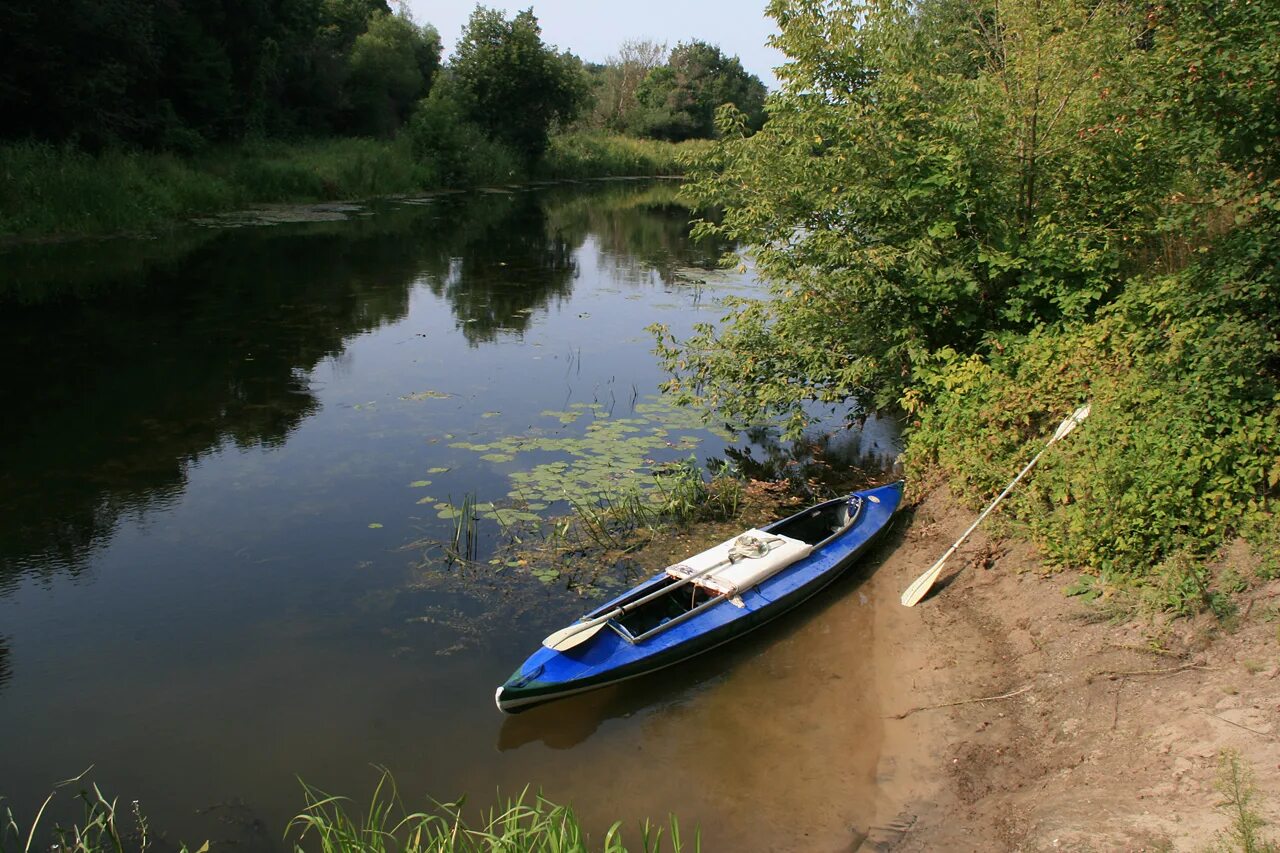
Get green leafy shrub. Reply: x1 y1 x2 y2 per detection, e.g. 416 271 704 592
905 235 1279 592
539 133 708 179
658 0 1279 608
406 93 523 187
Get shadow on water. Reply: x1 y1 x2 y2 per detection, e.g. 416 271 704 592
0 182 695 595
495 515 908 752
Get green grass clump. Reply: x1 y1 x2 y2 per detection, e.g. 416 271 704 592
539 134 710 180
1 133 697 240
291 773 696 853
567 459 745 550
1 770 696 853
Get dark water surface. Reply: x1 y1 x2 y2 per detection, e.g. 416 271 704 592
0 181 901 848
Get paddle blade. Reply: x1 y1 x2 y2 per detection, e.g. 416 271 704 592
541 619 606 651
1051 403 1091 443
900 555 948 607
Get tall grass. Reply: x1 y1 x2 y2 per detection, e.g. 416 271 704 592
290 773 696 853
567 460 745 550
539 134 709 180
0 767 192 853
1 770 696 853
0 142 234 237
1 133 702 240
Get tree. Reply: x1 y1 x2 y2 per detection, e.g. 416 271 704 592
658 0 1181 429
447 6 588 160
585 39 668 132
346 10 439 135
0 0 160 147
632 40 766 140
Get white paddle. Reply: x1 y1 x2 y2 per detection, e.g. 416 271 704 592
900 404 1091 607
542 535 783 651
541 559 726 652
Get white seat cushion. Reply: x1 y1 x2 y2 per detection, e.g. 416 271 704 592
665 529 813 597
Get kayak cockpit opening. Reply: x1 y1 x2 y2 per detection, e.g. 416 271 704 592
613 576 721 638
585 497 866 647
769 495 863 547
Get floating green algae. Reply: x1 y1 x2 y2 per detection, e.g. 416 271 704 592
440 395 733 511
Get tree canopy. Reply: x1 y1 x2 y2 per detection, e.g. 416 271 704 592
632 40 767 141
658 0 1279 584
444 6 588 160
0 0 439 147
584 39 669 133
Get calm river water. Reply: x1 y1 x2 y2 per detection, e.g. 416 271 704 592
0 181 901 849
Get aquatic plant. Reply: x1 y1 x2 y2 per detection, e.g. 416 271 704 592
446 396 734 516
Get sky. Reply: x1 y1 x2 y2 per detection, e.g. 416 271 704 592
403 0 786 89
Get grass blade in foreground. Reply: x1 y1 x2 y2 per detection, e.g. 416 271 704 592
288 770 698 852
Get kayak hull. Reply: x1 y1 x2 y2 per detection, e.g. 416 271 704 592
496 480 903 713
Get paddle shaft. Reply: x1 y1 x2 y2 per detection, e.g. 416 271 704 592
914 447 1046 587
901 404 1090 607
542 538 782 650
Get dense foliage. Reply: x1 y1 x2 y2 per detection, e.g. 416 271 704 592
0 0 765 224
581 40 768 141
440 7 589 160
632 41 768 141
0 0 440 147
658 0 1279 594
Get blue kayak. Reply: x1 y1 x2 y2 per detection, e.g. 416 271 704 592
495 480 904 713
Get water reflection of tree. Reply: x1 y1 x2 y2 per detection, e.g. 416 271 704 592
542 181 736 285
0 181 712 593
416 192 581 345
0 214 433 593
723 417 902 498
0 635 10 694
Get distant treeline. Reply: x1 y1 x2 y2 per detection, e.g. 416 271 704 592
0 0 766 158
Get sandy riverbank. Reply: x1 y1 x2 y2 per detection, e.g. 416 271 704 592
845 486 1280 851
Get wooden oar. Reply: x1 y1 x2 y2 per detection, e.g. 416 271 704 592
542 536 781 651
900 404 1091 607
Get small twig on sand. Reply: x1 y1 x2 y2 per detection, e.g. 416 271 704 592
888 685 1033 720
1202 711 1276 740
1105 641 1185 659
1086 663 1209 684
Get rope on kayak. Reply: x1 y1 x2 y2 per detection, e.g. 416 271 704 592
727 533 780 562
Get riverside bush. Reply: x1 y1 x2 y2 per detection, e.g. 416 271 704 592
658 0 1279 607
1 132 688 239
539 133 708 179
906 197 1279 586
